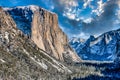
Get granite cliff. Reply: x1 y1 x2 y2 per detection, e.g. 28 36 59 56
0 7 73 80
4 5 80 62
1 5 120 80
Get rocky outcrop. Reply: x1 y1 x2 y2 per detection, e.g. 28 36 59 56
4 5 80 62
31 7 79 62
0 7 73 80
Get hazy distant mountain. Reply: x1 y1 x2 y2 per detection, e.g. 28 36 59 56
70 29 120 61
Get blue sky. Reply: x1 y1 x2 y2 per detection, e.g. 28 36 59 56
0 0 120 39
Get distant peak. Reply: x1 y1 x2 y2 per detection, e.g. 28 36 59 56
3 5 56 14
16 5 39 12
69 37 86 43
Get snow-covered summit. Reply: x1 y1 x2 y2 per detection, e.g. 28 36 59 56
70 29 120 61
4 5 55 14
3 5 56 35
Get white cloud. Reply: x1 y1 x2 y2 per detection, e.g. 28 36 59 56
92 0 105 16
59 0 78 7
83 18 93 23
114 20 120 24
73 32 90 39
63 12 76 20
50 5 54 10
115 1 120 23
61 0 79 20
83 0 93 9
118 0 120 18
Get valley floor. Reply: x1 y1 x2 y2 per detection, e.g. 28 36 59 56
69 61 120 80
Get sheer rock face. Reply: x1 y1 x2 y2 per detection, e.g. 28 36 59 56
31 7 80 61
0 7 73 80
4 5 80 62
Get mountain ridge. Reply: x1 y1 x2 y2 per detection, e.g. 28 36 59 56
70 28 120 61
